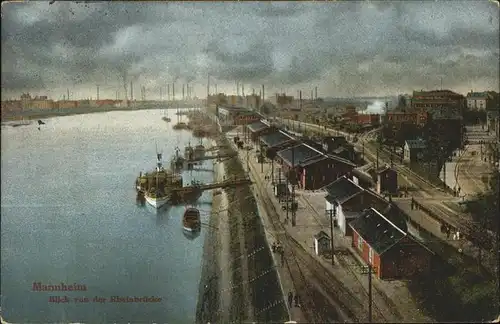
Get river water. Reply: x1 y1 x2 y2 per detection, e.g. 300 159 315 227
1 109 213 323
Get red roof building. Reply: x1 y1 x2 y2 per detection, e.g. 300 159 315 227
349 208 433 280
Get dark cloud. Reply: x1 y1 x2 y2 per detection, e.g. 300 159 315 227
1 1 498 99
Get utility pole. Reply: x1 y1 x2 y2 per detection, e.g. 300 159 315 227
442 146 447 189
362 140 365 161
330 205 335 266
271 151 275 184
260 136 264 173
368 264 373 323
285 162 289 224
246 145 250 174
291 145 296 227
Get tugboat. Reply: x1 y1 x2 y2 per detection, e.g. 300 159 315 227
183 206 201 232
144 150 170 209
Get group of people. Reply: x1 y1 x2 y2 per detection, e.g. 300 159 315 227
287 291 300 308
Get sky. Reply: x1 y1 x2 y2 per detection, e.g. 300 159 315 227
1 0 499 100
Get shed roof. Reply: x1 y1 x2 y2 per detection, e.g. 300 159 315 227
247 120 269 133
326 154 357 167
376 165 395 174
324 175 364 204
300 155 328 167
260 131 295 148
349 208 406 255
405 139 427 149
314 230 330 240
276 143 322 167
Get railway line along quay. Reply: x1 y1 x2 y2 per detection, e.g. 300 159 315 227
196 136 288 323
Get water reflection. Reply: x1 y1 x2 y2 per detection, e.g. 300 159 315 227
182 228 201 240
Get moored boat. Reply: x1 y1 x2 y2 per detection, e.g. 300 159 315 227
183 207 201 232
139 145 181 209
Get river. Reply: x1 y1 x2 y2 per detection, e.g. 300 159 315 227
1 109 213 323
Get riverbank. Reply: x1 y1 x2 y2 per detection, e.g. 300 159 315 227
195 130 287 323
196 140 225 324
1 104 201 122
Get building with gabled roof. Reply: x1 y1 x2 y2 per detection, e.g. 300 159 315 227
349 208 433 279
275 143 356 190
324 176 402 236
403 139 427 163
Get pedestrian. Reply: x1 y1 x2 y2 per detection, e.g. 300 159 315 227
294 293 300 307
288 291 293 308
272 242 276 253
280 249 285 265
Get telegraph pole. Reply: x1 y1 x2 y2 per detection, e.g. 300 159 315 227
442 146 447 189
362 140 365 161
260 135 264 173
291 144 296 227
330 205 335 266
368 264 373 323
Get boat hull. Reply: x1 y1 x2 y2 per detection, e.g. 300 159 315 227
145 194 169 209
182 225 200 232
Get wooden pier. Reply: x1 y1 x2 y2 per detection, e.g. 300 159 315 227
171 177 251 194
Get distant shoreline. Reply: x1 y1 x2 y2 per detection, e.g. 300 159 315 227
1 104 201 122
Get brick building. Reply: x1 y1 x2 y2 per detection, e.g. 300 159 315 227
384 111 428 128
276 143 356 190
410 90 466 114
349 208 433 280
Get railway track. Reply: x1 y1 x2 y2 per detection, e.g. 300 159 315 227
298 192 404 323
247 154 377 323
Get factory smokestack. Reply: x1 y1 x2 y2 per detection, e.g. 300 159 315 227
160 87 163 101
182 84 185 101
130 81 133 101
311 90 313 101
123 80 128 102
237 81 239 96
167 84 170 101
252 88 255 95
96 85 99 101
299 90 302 110
215 84 218 94
67 88 70 101
262 84 265 103
315 87 318 101
207 75 210 98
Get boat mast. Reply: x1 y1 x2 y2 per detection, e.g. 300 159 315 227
156 142 162 197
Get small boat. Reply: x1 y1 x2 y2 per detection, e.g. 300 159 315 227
162 116 171 122
183 207 201 232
